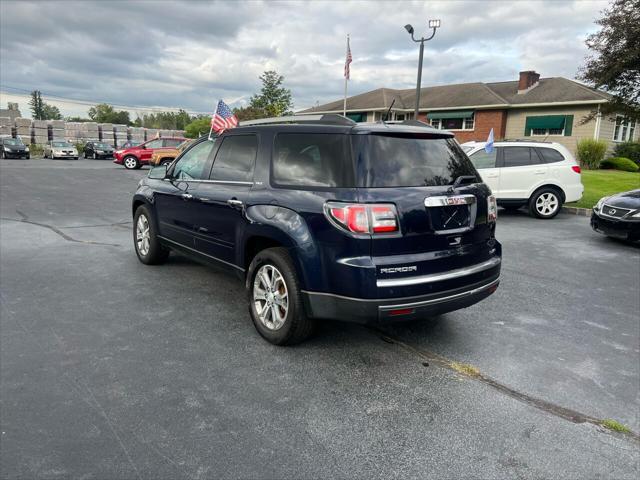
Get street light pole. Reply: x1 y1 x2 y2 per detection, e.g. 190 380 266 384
405 19 440 120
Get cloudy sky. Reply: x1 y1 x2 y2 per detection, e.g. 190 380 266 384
0 0 608 119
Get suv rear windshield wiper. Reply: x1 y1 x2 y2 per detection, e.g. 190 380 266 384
450 175 477 190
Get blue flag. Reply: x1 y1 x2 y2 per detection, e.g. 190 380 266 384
485 128 494 153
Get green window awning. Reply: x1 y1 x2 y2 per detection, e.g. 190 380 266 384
427 110 474 120
346 112 366 122
525 115 566 130
524 115 573 136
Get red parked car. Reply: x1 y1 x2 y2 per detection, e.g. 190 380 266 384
113 137 187 169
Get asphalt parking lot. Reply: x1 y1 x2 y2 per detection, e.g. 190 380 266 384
1 158 639 479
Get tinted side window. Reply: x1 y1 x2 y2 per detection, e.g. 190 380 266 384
210 135 257 182
502 147 532 167
537 147 565 164
173 140 215 180
146 139 163 149
273 133 353 188
469 149 497 169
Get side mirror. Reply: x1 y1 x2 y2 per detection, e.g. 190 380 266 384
148 164 168 180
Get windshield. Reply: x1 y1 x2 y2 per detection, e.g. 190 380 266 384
3 139 22 146
95 143 110 148
355 134 478 188
52 142 72 147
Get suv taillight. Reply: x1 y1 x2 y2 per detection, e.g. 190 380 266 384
571 165 581 174
487 195 498 223
325 202 399 235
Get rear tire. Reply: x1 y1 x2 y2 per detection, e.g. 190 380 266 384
124 156 139 169
246 247 315 345
133 205 169 265
529 187 562 219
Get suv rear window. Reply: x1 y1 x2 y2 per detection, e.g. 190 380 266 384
356 134 477 187
272 133 353 188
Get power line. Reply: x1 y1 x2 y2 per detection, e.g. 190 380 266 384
0 85 213 116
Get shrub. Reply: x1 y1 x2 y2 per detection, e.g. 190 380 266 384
28 144 44 157
613 141 640 166
74 141 85 153
600 157 639 172
576 138 608 169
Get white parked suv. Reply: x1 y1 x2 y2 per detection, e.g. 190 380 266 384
461 140 583 219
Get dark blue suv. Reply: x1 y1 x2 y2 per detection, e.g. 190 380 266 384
132 115 502 345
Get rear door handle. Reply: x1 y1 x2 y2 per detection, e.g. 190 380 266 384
227 198 243 208
181 193 193 200
485 173 499 178
534 169 546 174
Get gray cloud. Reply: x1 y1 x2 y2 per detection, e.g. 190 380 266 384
0 0 607 118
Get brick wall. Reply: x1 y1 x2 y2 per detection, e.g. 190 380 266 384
417 110 507 143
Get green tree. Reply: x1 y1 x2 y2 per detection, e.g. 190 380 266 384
233 105 268 121
42 104 61 120
184 117 212 138
136 109 193 129
249 70 293 117
88 103 131 125
65 116 92 122
29 90 44 120
579 0 640 121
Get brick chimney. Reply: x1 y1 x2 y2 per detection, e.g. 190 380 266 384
517 71 540 93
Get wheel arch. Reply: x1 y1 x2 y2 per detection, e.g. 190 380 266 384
528 183 566 203
241 205 320 290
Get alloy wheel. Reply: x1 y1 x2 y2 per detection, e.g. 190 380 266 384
136 214 150 256
536 192 559 216
253 264 289 331
124 157 137 169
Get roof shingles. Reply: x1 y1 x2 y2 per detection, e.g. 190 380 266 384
300 76 610 113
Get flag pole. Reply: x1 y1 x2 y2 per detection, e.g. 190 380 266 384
343 34 349 117
208 100 219 141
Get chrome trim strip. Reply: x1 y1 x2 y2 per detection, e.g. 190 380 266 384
301 276 499 304
376 257 501 288
157 235 245 271
161 179 254 186
379 278 499 311
424 194 476 207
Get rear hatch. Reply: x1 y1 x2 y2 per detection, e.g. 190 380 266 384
352 131 498 297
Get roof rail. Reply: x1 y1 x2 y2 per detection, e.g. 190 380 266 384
240 114 356 127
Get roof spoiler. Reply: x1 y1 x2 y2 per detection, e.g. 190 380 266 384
240 114 356 127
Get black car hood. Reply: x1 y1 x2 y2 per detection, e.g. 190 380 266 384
5 145 25 151
605 189 640 209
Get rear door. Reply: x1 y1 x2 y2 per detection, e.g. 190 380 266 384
154 139 215 248
192 134 258 265
141 138 163 163
496 146 547 199
467 148 500 195
354 133 494 278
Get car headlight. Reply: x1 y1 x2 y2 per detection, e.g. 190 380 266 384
594 197 609 212
632 211 640 218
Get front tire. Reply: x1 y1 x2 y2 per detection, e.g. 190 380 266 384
124 156 139 169
529 188 562 219
247 247 315 345
133 205 169 265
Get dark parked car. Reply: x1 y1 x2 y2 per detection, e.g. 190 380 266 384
1 137 29 159
131 115 502 345
83 141 114 159
591 189 640 241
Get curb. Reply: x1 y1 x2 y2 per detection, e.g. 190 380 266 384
562 206 591 217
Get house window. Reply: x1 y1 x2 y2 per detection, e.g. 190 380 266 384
531 127 564 136
613 115 637 142
428 113 474 131
524 115 573 137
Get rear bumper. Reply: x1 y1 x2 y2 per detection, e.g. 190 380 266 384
564 182 584 203
303 273 500 324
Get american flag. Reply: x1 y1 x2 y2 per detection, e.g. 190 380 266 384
211 100 238 133
344 35 352 80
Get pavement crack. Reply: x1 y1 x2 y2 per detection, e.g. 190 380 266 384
371 328 640 443
2 211 121 247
